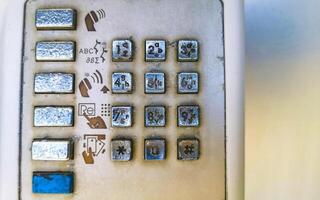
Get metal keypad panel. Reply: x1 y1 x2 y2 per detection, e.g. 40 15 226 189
21 0 225 199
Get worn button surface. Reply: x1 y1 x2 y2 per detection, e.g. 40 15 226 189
35 8 77 30
111 139 132 161
34 106 74 127
145 106 166 127
177 72 199 94
177 40 199 62
111 72 133 93
112 40 133 62
111 106 132 127
177 105 200 127
177 138 200 160
36 41 76 62
145 40 166 61
34 72 75 94
32 139 73 161
145 72 165 94
32 171 74 194
144 139 166 160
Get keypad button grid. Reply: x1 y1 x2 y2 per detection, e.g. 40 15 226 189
21 0 226 198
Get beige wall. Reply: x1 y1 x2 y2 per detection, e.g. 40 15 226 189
245 0 320 199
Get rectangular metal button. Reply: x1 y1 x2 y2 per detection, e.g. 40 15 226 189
34 106 74 127
34 72 75 94
32 139 73 161
32 171 74 194
35 41 76 62
35 8 77 30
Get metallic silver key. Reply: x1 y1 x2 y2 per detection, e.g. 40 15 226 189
112 40 133 62
145 40 166 61
32 139 73 161
34 72 75 94
34 106 74 127
111 72 133 93
177 72 199 94
144 139 166 160
111 139 132 161
177 40 199 62
35 8 77 30
35 41 76 62
177 105 200 127
111 106 132 127
145 106 166 127
145 72 165 94
177 138 200 160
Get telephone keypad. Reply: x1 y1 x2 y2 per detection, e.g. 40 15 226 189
23 0 226 197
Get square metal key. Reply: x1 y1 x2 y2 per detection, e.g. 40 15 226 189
112 40 133 62
145 40 166 61
111 106 133 127
177 105 200 127
145 72 165 94
111 139 133 161
177 138 200 160
177 40 199 62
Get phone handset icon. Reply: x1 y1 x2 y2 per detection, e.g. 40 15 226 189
79 78 92 97
85 9 106 32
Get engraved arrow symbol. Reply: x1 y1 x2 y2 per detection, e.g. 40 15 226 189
101 85 110 94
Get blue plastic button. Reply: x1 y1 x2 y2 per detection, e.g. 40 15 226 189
32 171 74 194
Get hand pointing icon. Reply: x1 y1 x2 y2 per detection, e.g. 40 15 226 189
82 147 94 164
83 113 107 129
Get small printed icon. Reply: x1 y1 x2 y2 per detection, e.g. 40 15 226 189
79 70 109 97
85 9 106 32
79 39 108 64
82 134 106 164
83 113 107 129
100 85 110 94
184 144 195 155
93 40 107 63
78 103 96 116
101 104 111 117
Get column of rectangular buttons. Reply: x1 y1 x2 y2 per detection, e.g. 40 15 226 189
32 8 77 194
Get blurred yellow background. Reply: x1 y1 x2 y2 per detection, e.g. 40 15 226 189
245 0 320 199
